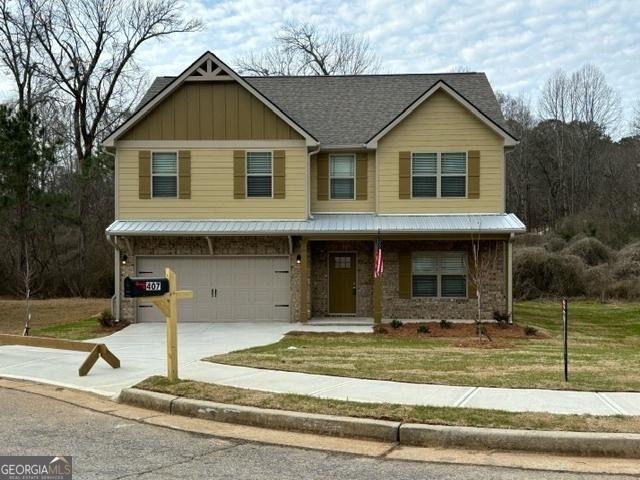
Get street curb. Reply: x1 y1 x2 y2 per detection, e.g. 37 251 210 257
399 424 640 458
118 388 640 458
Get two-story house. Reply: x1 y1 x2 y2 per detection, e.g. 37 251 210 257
103 51 525 324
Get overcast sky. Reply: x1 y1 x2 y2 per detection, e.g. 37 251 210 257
1 0 639 134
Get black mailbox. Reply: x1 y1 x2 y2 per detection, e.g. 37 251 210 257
124 277 170 298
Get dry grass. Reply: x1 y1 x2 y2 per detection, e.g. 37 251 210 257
0 298 110 335
137 376 640 434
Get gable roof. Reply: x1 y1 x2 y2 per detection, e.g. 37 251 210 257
102 51 318 147
116 55 516 147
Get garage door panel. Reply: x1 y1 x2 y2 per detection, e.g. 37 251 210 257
137 255 290 323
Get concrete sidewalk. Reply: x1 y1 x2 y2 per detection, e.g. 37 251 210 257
0 323 639 416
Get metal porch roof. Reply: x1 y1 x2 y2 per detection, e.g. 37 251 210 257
106 214 525 236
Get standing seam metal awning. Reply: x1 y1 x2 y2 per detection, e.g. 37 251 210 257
106 213 525 236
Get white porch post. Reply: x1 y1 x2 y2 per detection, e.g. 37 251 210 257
507 233 514 324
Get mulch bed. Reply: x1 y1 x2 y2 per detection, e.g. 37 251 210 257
380 321 546 339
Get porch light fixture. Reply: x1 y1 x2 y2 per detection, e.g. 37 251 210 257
121 255 128 265
296 254 301 264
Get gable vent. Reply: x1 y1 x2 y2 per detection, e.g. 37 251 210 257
186 59 233 82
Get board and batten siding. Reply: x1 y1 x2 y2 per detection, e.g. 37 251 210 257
377 90 505 214
310 151 376 213
121 83 303 141
117 147 307 219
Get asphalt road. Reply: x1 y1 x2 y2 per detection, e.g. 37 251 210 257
0 388 633 480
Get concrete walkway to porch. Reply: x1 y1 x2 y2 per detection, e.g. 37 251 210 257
0 323 638 416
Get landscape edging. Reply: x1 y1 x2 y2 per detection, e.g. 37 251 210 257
118 388 640 458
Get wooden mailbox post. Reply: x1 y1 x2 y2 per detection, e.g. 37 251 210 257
125 268 192 381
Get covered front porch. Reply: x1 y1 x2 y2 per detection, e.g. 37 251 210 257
297 234 515 324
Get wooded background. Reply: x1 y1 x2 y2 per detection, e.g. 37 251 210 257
0 5 638 300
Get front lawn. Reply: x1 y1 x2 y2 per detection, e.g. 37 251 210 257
0 298 120 340
209 300 640 391
137 376 640 434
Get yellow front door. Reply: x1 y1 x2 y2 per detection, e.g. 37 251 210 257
329 253 357 314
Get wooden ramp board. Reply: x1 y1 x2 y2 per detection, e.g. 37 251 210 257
0 334 120 376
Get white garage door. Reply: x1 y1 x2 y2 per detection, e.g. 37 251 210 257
136 256 290 322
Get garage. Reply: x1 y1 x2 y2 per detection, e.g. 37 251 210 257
136 256 290 322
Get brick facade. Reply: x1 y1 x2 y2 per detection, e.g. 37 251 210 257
117 236 506 323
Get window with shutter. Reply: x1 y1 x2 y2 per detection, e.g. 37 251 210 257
330 154 355 199
152 152 178 198
441 152 467 197
411 252 467 298
246 151 273 197
412 153 437 198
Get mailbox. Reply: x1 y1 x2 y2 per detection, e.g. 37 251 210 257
124 276 170 298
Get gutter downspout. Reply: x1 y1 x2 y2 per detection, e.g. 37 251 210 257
307 145 321 219
104 148 120 323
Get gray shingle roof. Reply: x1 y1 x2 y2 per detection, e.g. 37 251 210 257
106 213 525 236
136 73 511 146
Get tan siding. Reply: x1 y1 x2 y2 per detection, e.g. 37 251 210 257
117 147 307 219
377 90 505 213
121 82 303 141
311 150 376 213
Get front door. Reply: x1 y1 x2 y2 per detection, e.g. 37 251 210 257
329 252 357 314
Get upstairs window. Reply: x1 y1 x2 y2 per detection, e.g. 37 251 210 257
330 154 355 199
411 152 467 198
152 152 178 198
246 151 272 197
412 252 467 298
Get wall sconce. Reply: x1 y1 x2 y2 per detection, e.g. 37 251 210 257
296 254 301 264
121 254 128 265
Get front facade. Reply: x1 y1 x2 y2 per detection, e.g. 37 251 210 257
104 51 525 324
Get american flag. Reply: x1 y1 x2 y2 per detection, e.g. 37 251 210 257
374 237 384 278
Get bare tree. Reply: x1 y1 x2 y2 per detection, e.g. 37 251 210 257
236 21 381 76
632 100 640 137
468 224 500 339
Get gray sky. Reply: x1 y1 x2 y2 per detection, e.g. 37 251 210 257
1 0 638 135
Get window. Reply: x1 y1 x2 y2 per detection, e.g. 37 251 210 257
412 252 467 298
330 154 355 199
412 153 437 197
152 152 178 198
411 152 466 198
247 151 272 197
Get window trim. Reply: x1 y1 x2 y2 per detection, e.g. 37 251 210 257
411 251 468 298
245 150 274 199
151 150 179 199
410 151 468 199
329 153 356 200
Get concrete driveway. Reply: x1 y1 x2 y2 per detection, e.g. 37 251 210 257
0 323 370 396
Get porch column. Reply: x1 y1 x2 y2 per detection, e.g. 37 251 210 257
373 241 382 324
299 238 309 323
507 234 514 324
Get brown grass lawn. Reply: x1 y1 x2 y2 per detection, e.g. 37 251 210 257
137 376 640 434
0 297 111 338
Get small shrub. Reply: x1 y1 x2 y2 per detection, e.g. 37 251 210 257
390 319 404 329
439 319 452 329
476 323 487 336
493 310 510 326
605 279 640 300
544 234 566 253
584 264 613 300
417 324 430 334
564 237 612 266
373 324 388 334
98 309 115 328
524 325 538 336
611 258 640 280
620 241 640 262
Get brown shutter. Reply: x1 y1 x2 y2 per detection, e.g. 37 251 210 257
273 150 286 199
233 150 245 199
178 150 191 199
468 251 477 299
468 150 480 199
398 251 412 299
399 151 411 199
317 152 329 201
355 151 368 200
138 150 151 199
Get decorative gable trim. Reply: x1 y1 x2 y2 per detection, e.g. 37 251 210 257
103 51 318 147
364 80 518 149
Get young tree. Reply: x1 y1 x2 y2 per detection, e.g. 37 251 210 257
236 21 381 76
468 222 500 339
